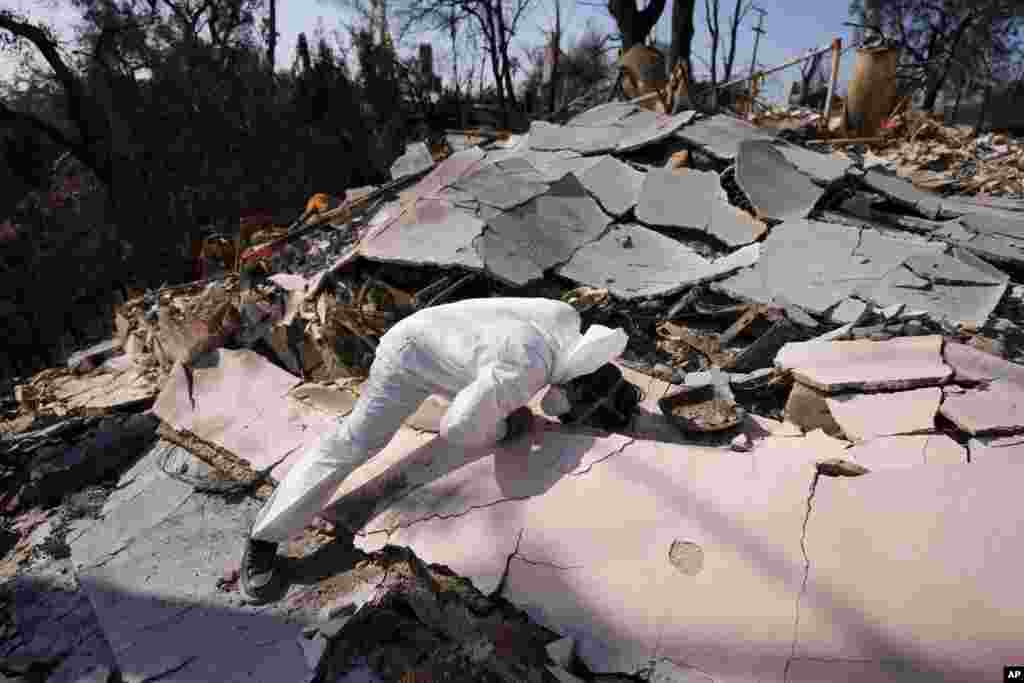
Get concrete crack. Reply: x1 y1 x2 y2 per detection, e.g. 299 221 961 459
567 437 637 477
491 529 580 600
783 469 820 683
137 655 198 683
135 605 199 635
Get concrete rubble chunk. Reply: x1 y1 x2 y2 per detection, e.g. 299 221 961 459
545 636 574 668
862 168 943 219
939 380 1024 436
707 195 768 247
775 335 952 393
615 109 697 152
674 114 774 161
362 200 485 270
578 156 644 217
390 142 434 180
959 210 1024 241
556 223 721 300
450 161 550 210
152 349 336 480
567 102 639 127
773 143 852 184
476 174 611 286
784 382 842 435
943 342 1024 385
528 120 624 154
735 139 824 222
829 299 869 325
635 168 718 230
846 434 966 470
825 387 941 441
968 434 1024 464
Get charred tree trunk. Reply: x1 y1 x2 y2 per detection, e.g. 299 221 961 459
609 0 668 50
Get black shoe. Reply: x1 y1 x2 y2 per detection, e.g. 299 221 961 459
240 538 286 604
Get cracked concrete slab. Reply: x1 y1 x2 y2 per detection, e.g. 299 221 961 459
795 463 1024 680
708 196 768 247
943 342 1024 385
577 156 644 217
528 121 624 154
362 200 485 270
825 387 941 442
775 336 952 393
861 169 943 219
567 102 640 127
774 143 852 184
615 110 697 152
556 223 722 300
449 161 550 210
77 491 312 683
390 142 434 180
635 168 718 230
475 174 612 286
959 210 1024 241
845 434 966 470
736 140 824 222
152 349 336 481
939 380 1024 436
674 114 775 162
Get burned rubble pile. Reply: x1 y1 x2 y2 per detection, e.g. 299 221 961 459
3 101 1024 683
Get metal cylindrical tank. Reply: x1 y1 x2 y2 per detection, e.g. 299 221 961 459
845 46 899 137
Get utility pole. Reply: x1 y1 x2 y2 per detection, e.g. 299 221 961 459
748 6 767 97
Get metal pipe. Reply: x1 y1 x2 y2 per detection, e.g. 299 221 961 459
823 38 843 125
714 41 836 92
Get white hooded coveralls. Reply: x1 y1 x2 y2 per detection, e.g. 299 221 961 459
250 297 628 544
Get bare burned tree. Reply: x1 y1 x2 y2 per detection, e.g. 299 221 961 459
607 0 667 50
703 0 752 91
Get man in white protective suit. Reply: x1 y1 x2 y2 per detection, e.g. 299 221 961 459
240 297 636 603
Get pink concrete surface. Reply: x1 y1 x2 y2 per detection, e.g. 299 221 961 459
825 387 941 441
775 336 951 393
345 423 1024 682
152 349 334 480
968 434 1024 464
846 434 966 470
943 342 1024 385
796 463 1024 680
939 380 1024 435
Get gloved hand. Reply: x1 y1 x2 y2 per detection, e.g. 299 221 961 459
501 406 533 442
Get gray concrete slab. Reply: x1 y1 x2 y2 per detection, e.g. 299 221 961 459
708 195 768 247
556 223 721 300
774 143 852 184
475 174 612 286
736 140 823 222
362 200 486 270
528 121 624 154
578 156 644 217
389 142 434 180
635 168 717 230
616 110 697 152
674 114 774 161
959 211 1024 240
862 168 943 219
567 102 640 127
450 161 549 210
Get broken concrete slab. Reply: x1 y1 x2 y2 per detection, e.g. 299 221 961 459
349 430 825 679
152 349 335 480
527 121 624 155
390 142 434 180
845 434 966 470
577 156 644 217
735 140 824 222
773 143 852 185
707 196 768 247
475 174 612 286
567 102 639 127
556 224 722 300
615 109 697 152
943 342 1024 385
968 434 1024 464
674 114 774 162
795 463 1024 679
861 168 943 219
449 161 550 210
775 336 952 393
959 210 1024 241
825 387 941 441
635 168 718 230
829 299 870 325
784 382 842 436
362 200 485 270
939 380 1024 436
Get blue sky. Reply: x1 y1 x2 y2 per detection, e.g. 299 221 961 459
2 0 860 103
